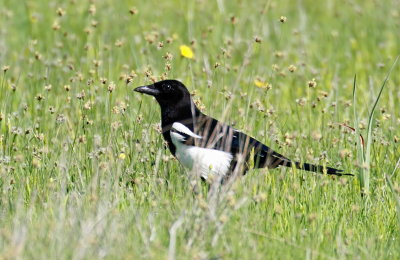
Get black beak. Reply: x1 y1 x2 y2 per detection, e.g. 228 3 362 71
134 84 160 96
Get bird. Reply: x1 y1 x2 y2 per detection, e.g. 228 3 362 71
134 79 352 181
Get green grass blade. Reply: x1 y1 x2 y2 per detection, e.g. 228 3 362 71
363 56 399 195
352 74 365 193
385 173 400 226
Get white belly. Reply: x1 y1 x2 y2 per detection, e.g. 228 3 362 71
175 144 233 179
169 122 233 179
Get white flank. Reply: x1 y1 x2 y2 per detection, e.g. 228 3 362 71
170 122 233 179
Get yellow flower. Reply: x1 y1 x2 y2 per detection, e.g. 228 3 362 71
118 153 126 160
254 79 271 90
180 45 194 59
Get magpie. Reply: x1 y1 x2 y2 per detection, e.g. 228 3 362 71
134 79 351 180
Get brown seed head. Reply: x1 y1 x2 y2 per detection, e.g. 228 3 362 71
108 82 116 93
288 65 297 72
56 7 66 16
2 65 10 72
308 78 317 88
89 4 96 15
129 7 138 15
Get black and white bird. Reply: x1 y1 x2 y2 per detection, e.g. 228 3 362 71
134 80 351 181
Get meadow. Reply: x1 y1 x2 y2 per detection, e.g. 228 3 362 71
0 0 399 259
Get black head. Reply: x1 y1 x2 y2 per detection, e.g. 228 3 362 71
134 79 192 107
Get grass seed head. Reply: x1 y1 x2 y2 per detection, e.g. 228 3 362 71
254 36 262 43
129 7 138 15
2 65 10 72
108 82 116 93
91 20 98 27
296 98 306 106
52 20 60 30
93 59 102 67
308 78 317 88
115 39 125 47
339 149 352 159
48 106 55 114
78 135 86 144
89 4 96 15
44 84 52 91
64 85 71 91
164 52 173 60
288 64 297 72
35 94 44 101
56 7 66 16
274 51 284 58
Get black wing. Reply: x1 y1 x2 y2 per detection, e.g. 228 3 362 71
192 114 291 173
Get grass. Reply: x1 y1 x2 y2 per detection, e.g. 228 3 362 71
0 0 399 259
353 56 398 197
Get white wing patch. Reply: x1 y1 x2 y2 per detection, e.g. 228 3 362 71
171 122 202 139
170 122 233 179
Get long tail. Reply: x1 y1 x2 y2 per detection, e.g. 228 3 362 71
292 162 353 176
254 147 352 176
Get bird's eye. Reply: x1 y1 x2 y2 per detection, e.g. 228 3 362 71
164 84 172 91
